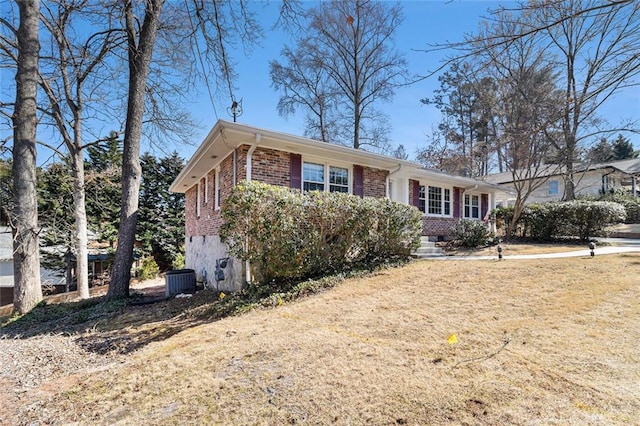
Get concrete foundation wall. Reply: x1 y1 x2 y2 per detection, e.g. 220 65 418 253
185 235 244 292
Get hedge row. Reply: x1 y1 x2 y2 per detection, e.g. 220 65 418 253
220 181 422 286
596 194 640 224
494 200 626 241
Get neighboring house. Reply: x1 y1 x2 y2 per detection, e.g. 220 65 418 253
1 227 66 306
485 159 640 206
0 227 14 306
170 120 507 291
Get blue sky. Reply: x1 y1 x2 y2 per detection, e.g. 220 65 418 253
1 1 637 165
177 0 640 164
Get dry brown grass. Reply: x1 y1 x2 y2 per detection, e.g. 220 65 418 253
4 253 640 425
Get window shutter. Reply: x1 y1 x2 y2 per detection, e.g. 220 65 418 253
412 180 420 207
353 165 364 197
481 193 489 219
453 187 461 218
290 153 302 189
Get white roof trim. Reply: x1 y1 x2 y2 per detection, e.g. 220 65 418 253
170 120 503 194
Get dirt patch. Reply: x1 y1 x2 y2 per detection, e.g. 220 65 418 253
2 254 640 425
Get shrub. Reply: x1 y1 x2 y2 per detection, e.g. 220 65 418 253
494 200 626 241
370 197 423 258
621 199 640 223
521 203 570 240
601 195 640 224
562 200 626 241
450 219 490 247
582 193 640 224
492 205 519 236
137 257 159 280
220 181 421 287
172 247 185 270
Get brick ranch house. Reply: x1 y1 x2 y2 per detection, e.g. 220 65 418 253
170 120 506 291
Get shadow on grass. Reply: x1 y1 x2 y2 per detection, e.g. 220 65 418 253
0 290 232 354
0 258 409 355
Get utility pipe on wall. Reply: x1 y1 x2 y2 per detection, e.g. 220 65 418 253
245 134 260 182
243 134 261 285
387 164 403 202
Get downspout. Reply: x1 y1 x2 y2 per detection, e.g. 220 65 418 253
387 164 403 201
244 134 260 285
232 149 237 186
245 134 260 182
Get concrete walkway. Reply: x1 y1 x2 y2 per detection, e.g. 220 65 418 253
424 237 640 261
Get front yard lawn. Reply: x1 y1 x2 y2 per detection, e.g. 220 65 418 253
2 252 639 425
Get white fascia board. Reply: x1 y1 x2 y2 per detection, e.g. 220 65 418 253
171 120 419 192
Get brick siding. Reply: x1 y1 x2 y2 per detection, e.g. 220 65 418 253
185 153 234 237
421 216 457 237
363 166 388 198
186 147 392 237
251 146 291 187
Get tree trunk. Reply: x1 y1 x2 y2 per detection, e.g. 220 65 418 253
353 104 360 149
12 0 42 315
563 142 576 201
564 171 576 201
71 145 90 299
507 196 525 239
108 0 165 299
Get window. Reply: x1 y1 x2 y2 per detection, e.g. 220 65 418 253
419 185 450 216
329 166 349 193
548 179 559 196
464 194 480 219
418 185 426 213
214 167 220 210
303 162 350 193
303 162 324 191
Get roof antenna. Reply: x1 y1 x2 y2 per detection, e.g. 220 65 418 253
227 97 243 122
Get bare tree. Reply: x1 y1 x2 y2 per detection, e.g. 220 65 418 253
426 0 640 200
527 0 640 199
420 62 498 177
469 14 565 236
37 0 124 299
107 0 165 299
494 59 564 236
108 0 262 298
270 44 341 143
271 0 407 150
11 0 42 314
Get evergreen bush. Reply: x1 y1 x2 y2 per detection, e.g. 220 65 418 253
562 200 626 240
494 200 626 241
450 219 490 247
220 181 421 287
596 193 640 224
137 257 159 280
